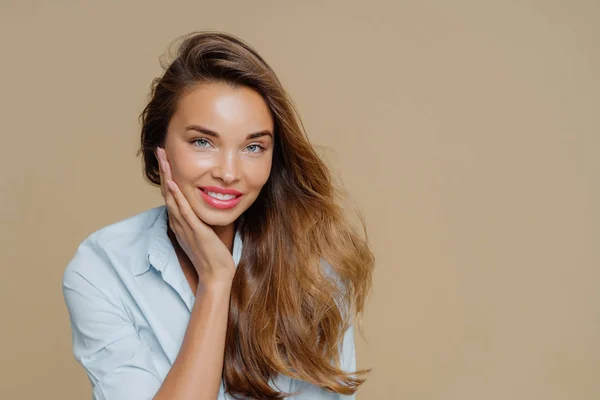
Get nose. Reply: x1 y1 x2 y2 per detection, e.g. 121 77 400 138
212 149 240 184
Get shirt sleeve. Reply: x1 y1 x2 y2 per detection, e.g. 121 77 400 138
309 258 358 399
62 244 162 400
291 322 357 399
340 323 356 379
338 323 357 400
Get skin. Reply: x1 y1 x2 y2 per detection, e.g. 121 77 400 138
151 81 274 399
161 81 274 293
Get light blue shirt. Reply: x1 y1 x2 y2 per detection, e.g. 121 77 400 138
62 205 356 400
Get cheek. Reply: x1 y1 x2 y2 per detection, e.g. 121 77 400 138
171 154 212 181
246 159 272 189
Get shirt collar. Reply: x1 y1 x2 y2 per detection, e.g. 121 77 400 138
133 205 243 276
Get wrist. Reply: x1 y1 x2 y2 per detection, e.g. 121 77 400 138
196 280 233 297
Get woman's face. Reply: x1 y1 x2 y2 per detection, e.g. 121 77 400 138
163 81 274 228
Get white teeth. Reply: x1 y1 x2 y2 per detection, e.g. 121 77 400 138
205 190 236 200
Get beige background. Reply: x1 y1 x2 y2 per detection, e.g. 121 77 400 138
1 1 598 399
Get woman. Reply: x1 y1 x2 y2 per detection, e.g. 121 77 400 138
62 31 374 400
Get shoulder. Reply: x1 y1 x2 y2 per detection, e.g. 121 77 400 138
61 205 165 295
319 258 353 319
85 205 165 247
319 258 345 293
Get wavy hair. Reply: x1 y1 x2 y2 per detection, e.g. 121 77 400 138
137 31 374 399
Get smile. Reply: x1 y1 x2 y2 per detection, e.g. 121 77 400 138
198 188 243 209
203 190 237 200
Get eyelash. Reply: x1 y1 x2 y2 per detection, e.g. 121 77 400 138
190 138 267 153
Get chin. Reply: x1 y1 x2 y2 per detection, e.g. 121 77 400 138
205 218 235 228
194 208 241 228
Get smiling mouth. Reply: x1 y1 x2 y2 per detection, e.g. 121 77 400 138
201 189 240 200
198 188 243 210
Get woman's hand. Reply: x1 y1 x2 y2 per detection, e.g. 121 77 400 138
156 147 237 290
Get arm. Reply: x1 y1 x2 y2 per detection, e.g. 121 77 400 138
153 283 231 400
63 245 231 400
63 267 162 400
152 146 237 399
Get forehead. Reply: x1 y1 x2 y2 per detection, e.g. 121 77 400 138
170 82 274 134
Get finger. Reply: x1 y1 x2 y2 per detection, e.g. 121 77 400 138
156 147 167 199
159 151 207 235
158 149 211 237
157 147 183 226
166 178 209 235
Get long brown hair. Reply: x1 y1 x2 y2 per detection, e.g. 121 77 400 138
137 31 374 399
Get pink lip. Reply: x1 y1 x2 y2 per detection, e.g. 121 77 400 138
198 188 243 209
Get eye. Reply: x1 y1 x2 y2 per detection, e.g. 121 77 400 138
191 138 212 148
246 144 266 153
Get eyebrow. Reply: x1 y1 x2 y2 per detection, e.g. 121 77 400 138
185 124 273 140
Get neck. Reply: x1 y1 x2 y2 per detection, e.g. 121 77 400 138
209 222 236 255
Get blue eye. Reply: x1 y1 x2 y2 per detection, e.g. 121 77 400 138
192 138 211 148
190 138 265 153
247 144 265 153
